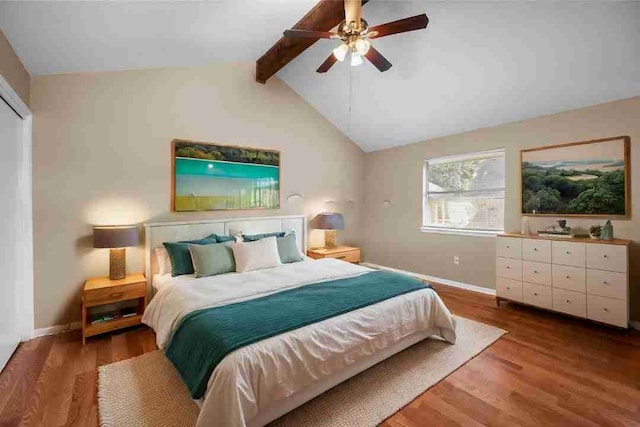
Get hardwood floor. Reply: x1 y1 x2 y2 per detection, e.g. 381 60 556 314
1 284 639 426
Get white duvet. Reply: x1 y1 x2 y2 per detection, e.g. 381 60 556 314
143 259 457 427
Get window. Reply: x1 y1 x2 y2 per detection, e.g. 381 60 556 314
422 149 505 235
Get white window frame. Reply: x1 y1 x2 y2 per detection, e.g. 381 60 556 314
421 149 505 237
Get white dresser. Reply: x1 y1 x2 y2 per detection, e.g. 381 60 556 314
496 233 630 328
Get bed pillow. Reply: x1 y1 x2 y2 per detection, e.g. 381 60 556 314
164 236 218 277
154 247 172 275
215 235 237 243
231 237 282 273
188 243 236 278
241 231 286 242
276 233 304 264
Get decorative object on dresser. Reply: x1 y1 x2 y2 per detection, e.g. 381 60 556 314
81 273 147 345
521 136 630 217
307 246 361 264
537 219 572 238
311 212 345 249
601 219 614 241
495 233 630 328
93 225 140 280
172 139 280 212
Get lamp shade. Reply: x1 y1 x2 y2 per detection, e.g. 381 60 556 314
313 212 344 230
93 226 139 248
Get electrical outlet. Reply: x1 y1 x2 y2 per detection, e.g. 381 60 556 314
453 256 460 265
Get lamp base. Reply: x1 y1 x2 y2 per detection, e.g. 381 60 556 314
109 248 126 280
324 230 337 249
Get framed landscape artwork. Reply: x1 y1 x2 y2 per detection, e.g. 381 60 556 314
521 136 630 217
172 140 280 212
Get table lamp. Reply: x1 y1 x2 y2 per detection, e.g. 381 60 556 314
313 212 344 249
93 225 139 280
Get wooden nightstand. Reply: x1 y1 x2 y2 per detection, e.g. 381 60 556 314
307 246 361 264
81 273 146 345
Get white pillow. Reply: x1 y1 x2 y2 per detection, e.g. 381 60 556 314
155 247 172 275
231 237 282 273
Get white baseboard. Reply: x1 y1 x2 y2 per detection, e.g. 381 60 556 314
362 262 496 296
32 321 81 339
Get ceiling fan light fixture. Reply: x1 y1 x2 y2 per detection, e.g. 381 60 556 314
350 51 363 67
333 43 349 62
355 38 370 56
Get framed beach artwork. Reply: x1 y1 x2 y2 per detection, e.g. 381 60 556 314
521 136 630 217
172 140 280 212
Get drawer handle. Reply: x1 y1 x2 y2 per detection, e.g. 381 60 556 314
566 251 570 255
565 276 570 279
110 292 124 298
506 245 510 249
566 299 571 303
603 281 608 285
534 292 539 296
506 286 511 290
506 266 511 269
603 254 608 258
603 308 609 312
534 248 539 252
534 270 539 274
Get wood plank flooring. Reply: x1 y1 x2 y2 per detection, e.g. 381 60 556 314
1 284 638 426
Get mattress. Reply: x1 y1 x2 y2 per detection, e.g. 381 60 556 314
143 259 457 427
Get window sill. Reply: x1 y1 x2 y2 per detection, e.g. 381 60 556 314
419 227 502 237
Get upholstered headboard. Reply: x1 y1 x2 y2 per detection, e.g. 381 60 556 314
144 215 306 292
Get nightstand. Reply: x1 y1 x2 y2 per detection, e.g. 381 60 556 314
307 246 361 264
81 273 146 345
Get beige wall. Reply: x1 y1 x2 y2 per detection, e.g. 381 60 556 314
362 97 640 321
0 29 29 106
31 64 364 328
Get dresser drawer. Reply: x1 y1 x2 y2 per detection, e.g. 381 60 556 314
523 282 552 309
496 277 523 302
552 288 586 317
522 261 552 286
586 269 627 301
552 265 586 292
587 295 627 328
586 244 627 273
496 237 522 259
552 241 585 267
522 239 551 263
496 257 522 281
84 281 146 307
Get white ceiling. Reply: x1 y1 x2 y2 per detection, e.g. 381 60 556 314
2 1 639 152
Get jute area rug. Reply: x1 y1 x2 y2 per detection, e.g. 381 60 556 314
98 316 506 427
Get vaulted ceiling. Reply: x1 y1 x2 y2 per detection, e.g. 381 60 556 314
1 1 639 152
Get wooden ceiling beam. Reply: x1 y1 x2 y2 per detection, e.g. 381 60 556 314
255 0 369 84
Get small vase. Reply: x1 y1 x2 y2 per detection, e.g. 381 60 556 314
521 216 531 235
601 220 614 241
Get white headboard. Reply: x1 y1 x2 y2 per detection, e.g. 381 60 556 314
144 215 306 291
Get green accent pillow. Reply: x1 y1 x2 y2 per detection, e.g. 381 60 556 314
189 243 236 278
242 231 286 242
277 233 303 264
164 236 218 277
215 235 237 243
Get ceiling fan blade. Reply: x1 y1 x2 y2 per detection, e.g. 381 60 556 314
344 0 362 29
365 47 392 72
284 29 336 39
368 14 429 38
316 54 338 73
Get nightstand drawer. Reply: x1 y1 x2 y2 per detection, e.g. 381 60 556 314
85 281 146 307
326 249 360 263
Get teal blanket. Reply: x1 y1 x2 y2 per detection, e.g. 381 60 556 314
165 270 432 398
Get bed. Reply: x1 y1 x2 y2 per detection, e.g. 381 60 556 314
142 216 457 427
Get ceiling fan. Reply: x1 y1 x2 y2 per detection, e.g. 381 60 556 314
283 0 429 73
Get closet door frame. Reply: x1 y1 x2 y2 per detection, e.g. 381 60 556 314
0 75 33 342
